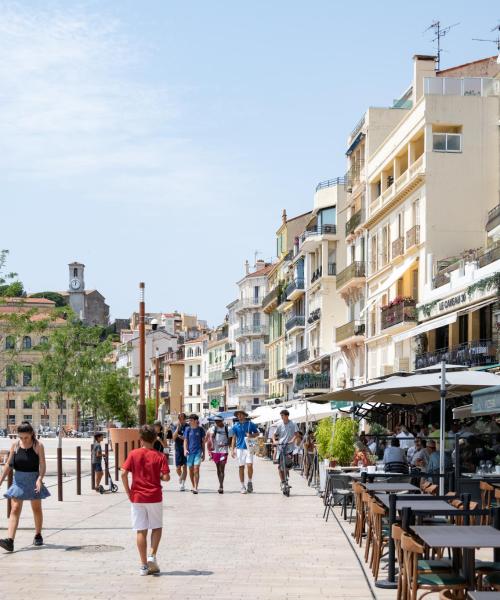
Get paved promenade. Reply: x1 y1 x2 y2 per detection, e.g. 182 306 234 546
0 454 385 600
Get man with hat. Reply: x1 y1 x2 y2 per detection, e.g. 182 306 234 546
230 409 259 494
207 414 231 494
274 409 300 490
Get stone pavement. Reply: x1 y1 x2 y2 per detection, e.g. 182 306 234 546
0 455 393 600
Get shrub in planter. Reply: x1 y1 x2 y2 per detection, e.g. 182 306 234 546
316 417 333 460
331 418 358 466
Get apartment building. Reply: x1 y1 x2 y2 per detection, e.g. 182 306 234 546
159 348 184 418
183 337 205 415
202 322 233 412
263 209 311 402
232 260 271 412
361 55 500 379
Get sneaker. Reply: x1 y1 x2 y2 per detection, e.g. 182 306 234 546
147 555 160 574
192 489 198 495
179 481 185 492
247 481 253 493
218 487 223 494
98 485 105 495
139 565 149 576
240 485 247 494
33 534 43 547
0 538 14 552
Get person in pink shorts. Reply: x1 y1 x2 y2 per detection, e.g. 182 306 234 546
207 415 231 494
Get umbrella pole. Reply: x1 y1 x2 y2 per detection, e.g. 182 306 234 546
439 361 446 495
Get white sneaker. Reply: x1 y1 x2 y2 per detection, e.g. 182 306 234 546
147 555 160 574
139 565 149 576
180 481 185 492
240 485 247 494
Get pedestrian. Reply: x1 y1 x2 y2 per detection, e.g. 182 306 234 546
207 415 231 494
183 414 206 494
153 421 167 454
0 421 50 552
121 424 170 576
92 432 104 493
274 409 300 491
172 413 188 491
230 410 259 494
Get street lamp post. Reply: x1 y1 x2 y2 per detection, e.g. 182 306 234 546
138 282 146 426
155 348 160 419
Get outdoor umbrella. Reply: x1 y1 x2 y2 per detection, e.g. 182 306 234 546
311 363 499 493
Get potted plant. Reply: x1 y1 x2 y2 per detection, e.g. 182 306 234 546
331 418 358 466
315 417 334 491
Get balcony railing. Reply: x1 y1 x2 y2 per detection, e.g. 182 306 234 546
380 299 417 330
336 320 365 343
277 369 292 380
204 378 223 390
478 244 500 269
235 353 267 366
406 225 420 249
415 339 497 370
345 159 365 192
262 287 279 309
300 224 337 245
307 308 321 324
345 209 364 236
328 262 336 276
234 385 268 396
315 177 345 192
286 351 298 366
311 266 322 284
285 278 304 298
298 348 310 363
424 76 496 97
336 261 366 290
235 324 268 338
222 368 237 380
236 297 265 311
486 204 500 232
285 315 305 331
392 237 404 260
294 372 330 392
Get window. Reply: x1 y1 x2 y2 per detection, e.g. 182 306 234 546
189 365 193 377
432 133 462 153
40 336 49 346
318 206 336 228
187 347 194 358
459 314 469 345
195 347 201 357
7 415 15 425
6 366 16 387
40 415 49 427
6 398 16 409
196 384 201 396
73 267 78 277
252 312 261 327
412 269 419 301
412 199 420 227
5 336 15 350
22 336 32 350
188 385 193 396
254 286 260 300
196 364 201 377
209 351 213 365
23 415 32 422
23 366 32 387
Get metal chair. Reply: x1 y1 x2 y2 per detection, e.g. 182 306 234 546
323 472 353 522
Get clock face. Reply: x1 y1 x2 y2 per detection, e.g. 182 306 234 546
70 278 81 290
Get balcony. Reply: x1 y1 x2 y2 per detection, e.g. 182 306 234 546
406 225 420 249
222 368 237 380
235 297 265 313
298 348 310 363
234 385 268 396
307 308 321 324
300 224 337 251
204 378 223 390
315 177 345 192
345 159 365 193
285 315 305 333
234 353 267 366
415 339 497 370
277 369 292 380
486 204 500 233
235 324 268 340
328 262 336 276
478 244 500 269
286 351 298 366
345 209 364 236
380 298 417 331
336 261 366 291
262 287 279 313
392 237 404 260
424 76 496 97
285 278 305 301
294 372 330 393
311 266 322 284
336 320 365 345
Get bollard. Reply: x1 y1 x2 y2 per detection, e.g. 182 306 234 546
114 443 119 482
90 443 95 490
6 470 13 517
104 443 109 486
131 440 135 450
76 446 81 495
124 441 128 461
57 446 63 502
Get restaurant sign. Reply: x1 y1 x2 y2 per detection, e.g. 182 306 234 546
438 292 467 313
330 401 350 410
472 386 500 416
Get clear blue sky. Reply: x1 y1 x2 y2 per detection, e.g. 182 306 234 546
2 0 498 325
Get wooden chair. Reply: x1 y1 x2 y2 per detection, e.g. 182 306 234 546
401 533 467 600
352 482 366 546
363 492 374 564
425 483 438 496
370 500 389 580
480 481 494 525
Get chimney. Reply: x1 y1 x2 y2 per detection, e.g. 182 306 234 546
282 209 287 225
245 260 250 275
412 54 436 105
255 259 266 271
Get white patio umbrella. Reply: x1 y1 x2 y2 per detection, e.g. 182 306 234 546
311 363 499 493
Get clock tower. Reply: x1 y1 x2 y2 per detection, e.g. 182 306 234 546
68 261 86 320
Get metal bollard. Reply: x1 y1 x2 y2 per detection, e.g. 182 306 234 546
6 470 13 517
76 446 81 495
131 440 135 450
104 443 109 485
124 441 128 461
90 443 95 490
57 446 63 502
114 443 119 482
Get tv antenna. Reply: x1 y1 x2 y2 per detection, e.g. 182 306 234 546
473 24 500 62
424 20 460 70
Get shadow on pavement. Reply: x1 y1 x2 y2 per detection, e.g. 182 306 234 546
160 569 213 577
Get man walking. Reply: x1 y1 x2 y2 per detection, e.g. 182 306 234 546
230 409 259 494
121 425 170 576
207 415 231 494
92 432 104 493
183 414 206 494
274 409 299 490
172 413 188 491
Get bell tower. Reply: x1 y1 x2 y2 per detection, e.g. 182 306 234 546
68 262 85 320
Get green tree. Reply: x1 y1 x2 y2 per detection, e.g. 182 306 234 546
331 418 358 466
99 369 136 427
0 281 25 297
145 398 157 424
30 292 67 307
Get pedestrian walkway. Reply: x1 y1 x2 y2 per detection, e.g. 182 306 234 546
0 456 380 599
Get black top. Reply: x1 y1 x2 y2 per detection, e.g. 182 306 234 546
10 445 40 473
153 432 164 453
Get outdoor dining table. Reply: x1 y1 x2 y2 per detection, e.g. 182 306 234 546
469 593 500 599
413 525 500 590
365 482 420 493
375 493 458 514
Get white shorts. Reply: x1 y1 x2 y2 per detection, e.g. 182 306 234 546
130 502 163 531
236 448 254 466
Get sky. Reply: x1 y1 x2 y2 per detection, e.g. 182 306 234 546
2 0 499 325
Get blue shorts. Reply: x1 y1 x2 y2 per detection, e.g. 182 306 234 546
93 463 103 472
175 448 187 467
186 451 202 467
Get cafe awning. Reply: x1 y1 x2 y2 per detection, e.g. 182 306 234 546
392 311 458 343
471 386 500 416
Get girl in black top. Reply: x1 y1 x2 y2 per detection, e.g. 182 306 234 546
0 421 49 552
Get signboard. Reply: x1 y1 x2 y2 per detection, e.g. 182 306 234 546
472 386 500 416
330 401 350 410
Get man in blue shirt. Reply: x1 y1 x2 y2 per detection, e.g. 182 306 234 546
183 414 206 494
172 413 189 491
230 410 259 494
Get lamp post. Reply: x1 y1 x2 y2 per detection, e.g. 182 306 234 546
138 282 146 426
155 348 160 419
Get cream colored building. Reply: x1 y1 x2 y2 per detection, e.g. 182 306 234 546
361 55 500 379
182 337 205 415
202 323 233 413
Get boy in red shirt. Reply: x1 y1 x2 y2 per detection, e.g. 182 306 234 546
121 425 170 576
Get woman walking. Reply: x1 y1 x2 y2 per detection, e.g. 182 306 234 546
0 421 50 552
